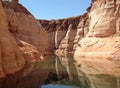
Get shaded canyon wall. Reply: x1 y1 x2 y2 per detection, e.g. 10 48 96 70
2 1 49 62
0 0 25 78
0 0 49 78
40 15 89 56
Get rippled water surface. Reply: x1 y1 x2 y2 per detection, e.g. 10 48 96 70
0 54 120 88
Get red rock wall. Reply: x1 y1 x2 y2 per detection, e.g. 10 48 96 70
2 2 49 61
0 1 25 78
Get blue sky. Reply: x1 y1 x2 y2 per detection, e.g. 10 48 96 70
19 0 91 20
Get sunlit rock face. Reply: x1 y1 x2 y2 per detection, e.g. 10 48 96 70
87 0 120 37
74 1 120 87
75 0 120 59
0 1 25 78
2 1 49 62
73 13 89 50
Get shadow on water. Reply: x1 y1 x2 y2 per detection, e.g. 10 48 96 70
0 54 120 88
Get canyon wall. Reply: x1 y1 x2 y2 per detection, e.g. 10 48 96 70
0 0 49 78
2 1 49 62
74 0 120 59
40 0 120 60
40 0 120 81
73 0 120 85
40 16 83 55
0 0 120 80
0 1 25 78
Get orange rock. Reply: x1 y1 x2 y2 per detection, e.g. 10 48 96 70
0 1 25 78
2 1 49 61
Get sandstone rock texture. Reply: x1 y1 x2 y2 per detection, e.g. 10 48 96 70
0 0 120 81
75 0 120 60
40 0 120 58
2 1 49 62
0 0 49 78
40 16 81 55
74 0 120 79
0 1 25 78
40 0 120 79
87 0 120 37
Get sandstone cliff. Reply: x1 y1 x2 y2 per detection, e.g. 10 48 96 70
2 1 49 62
0 0 49 78
40 0 120 80
40 0 120 60
40 16 82 55
0 1 25 78
0 0 120 80
74 0 120 60
74 0 120 83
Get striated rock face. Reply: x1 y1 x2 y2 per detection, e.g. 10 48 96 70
41 0 120 83
74 0 120 81
0 0 119 81
73 13 89 50
40 16 81 55
87 0 120 37
75 0 120 59
2 1 49 62
0 1 25 78
40 0 120 57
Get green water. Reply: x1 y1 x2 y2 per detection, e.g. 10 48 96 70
0 55 120 88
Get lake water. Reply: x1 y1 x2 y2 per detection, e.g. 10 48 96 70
0 54 120 88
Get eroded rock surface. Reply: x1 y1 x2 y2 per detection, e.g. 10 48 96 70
0 1 25 78
2 1 49 62
0 0 49 78
40 16 81 55
75 0 120 60
74 0 120 83
0 0 120 82
87 0 120 37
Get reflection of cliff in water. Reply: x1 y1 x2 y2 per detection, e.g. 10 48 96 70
0 55 120 88
74 56 120 88
0 60 49 88
44 54 81 87
44 55 120 88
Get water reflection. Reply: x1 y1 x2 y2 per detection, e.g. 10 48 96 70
44 55 81 87
0 55 120 88
44 55 120 88
74 57 120 88
0 60 49 88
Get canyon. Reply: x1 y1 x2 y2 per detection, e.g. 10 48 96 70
0 0 120 87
